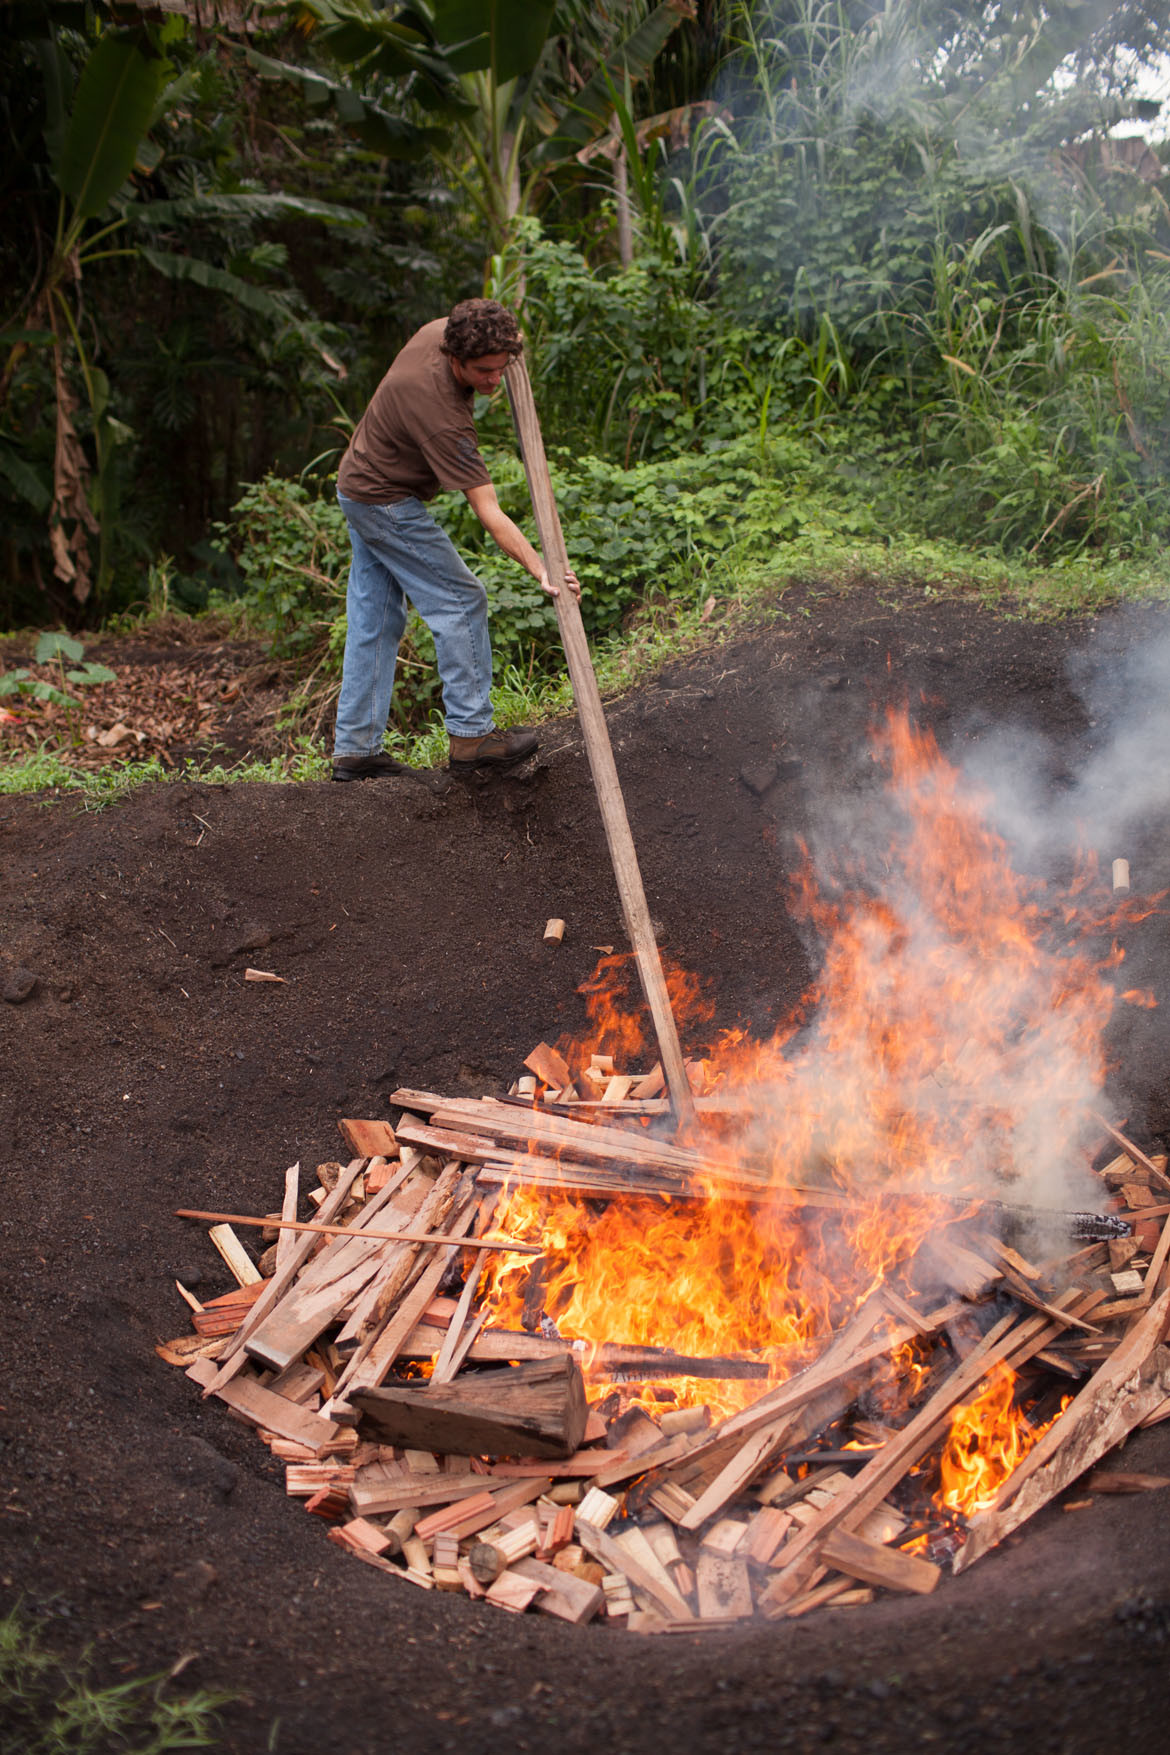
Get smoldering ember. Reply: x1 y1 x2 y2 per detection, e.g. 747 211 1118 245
163 705 1170 1631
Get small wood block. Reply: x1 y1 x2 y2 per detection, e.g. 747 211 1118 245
485 1570 543 1614
696 1552 753 1620
577 1486 620 1529
601 1573 636 1617
286 1463 355 1498
402 1535 431 1576
743 1505 793 1567
494 1518 540 1564
513 1555 603 1624
524 1042 572 1089
642 1520 682 1571
543 918 565 943
539 1502 575 1557
305 1483 350 1520
338 1119 398 1158
700 1518 749 1557
468 1541 505 1585
647 1482 697 1524
1111 1268 1146 1296
658 1406 710 1438
337 1517 394 1556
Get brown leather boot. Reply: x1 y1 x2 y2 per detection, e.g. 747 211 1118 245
447 725 539 774
332 753 413 781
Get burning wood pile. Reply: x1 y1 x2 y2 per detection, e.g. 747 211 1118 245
162 1042 1170 1630
163 709 1170 1626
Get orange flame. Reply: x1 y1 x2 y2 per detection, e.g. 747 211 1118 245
484 708 1149 1417
938 1365 1072 1517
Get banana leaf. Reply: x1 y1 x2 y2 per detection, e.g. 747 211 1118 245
123 192 364 227
57 31 166 218
244 46 449 157
536 2 690 163
429 0 556 83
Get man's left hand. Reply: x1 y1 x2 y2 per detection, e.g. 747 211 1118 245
538 565 581 600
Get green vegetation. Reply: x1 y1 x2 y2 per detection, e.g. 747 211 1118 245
0 1604 230 1753
5 1 1170 796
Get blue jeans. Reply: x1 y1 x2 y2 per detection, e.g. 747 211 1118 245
333 491 494 755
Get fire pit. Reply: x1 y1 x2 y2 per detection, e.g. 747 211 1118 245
166 710 1170 1627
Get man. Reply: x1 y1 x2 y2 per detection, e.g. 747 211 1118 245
331 298 579 781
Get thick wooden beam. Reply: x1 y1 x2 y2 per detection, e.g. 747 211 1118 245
505 356 695 1131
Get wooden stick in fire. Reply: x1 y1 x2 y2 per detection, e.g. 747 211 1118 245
173 1208 543 1255
505 355 697 1132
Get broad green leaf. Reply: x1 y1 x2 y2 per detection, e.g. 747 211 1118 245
430 0 556 82
537 3 688 162
123 192 364 228
58 32 166 218
35 631 85 664
139 248 295 321
244 47 447 159
0 446 51 512
0 328 55 349
34 36 71 168
67 663 118 685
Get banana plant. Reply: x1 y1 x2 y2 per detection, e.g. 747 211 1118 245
295 0 694 262
7 13 365 607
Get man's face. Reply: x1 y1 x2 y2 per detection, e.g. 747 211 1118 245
452 351 511 395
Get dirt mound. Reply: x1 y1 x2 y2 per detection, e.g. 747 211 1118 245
2 581 1169 1753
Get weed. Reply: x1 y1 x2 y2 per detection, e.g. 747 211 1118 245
0 1604 231 1753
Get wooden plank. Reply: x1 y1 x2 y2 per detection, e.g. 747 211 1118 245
186 1355 339 1453
523 1042 572 1090
506 355 695 1128
274 1162 300 1277
208 1222 261 1286
819 1527 939 1595
955 1288 1170 1572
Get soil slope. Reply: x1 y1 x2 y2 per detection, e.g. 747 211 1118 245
3 581 1170 1754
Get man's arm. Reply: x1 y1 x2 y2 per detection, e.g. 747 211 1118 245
464 482 580 598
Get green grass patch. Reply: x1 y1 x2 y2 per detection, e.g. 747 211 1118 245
0 1604 231 1753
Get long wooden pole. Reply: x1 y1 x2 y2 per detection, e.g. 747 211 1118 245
174 1208 542 1255
505 357 696 1130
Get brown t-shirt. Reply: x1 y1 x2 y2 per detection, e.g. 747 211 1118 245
337 319 492 505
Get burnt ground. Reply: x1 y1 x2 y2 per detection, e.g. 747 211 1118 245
3 579 1170 1753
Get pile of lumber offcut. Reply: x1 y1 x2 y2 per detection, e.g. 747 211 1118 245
162 1047 1170 1629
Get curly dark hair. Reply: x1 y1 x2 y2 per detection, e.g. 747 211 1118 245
441 298 523 362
